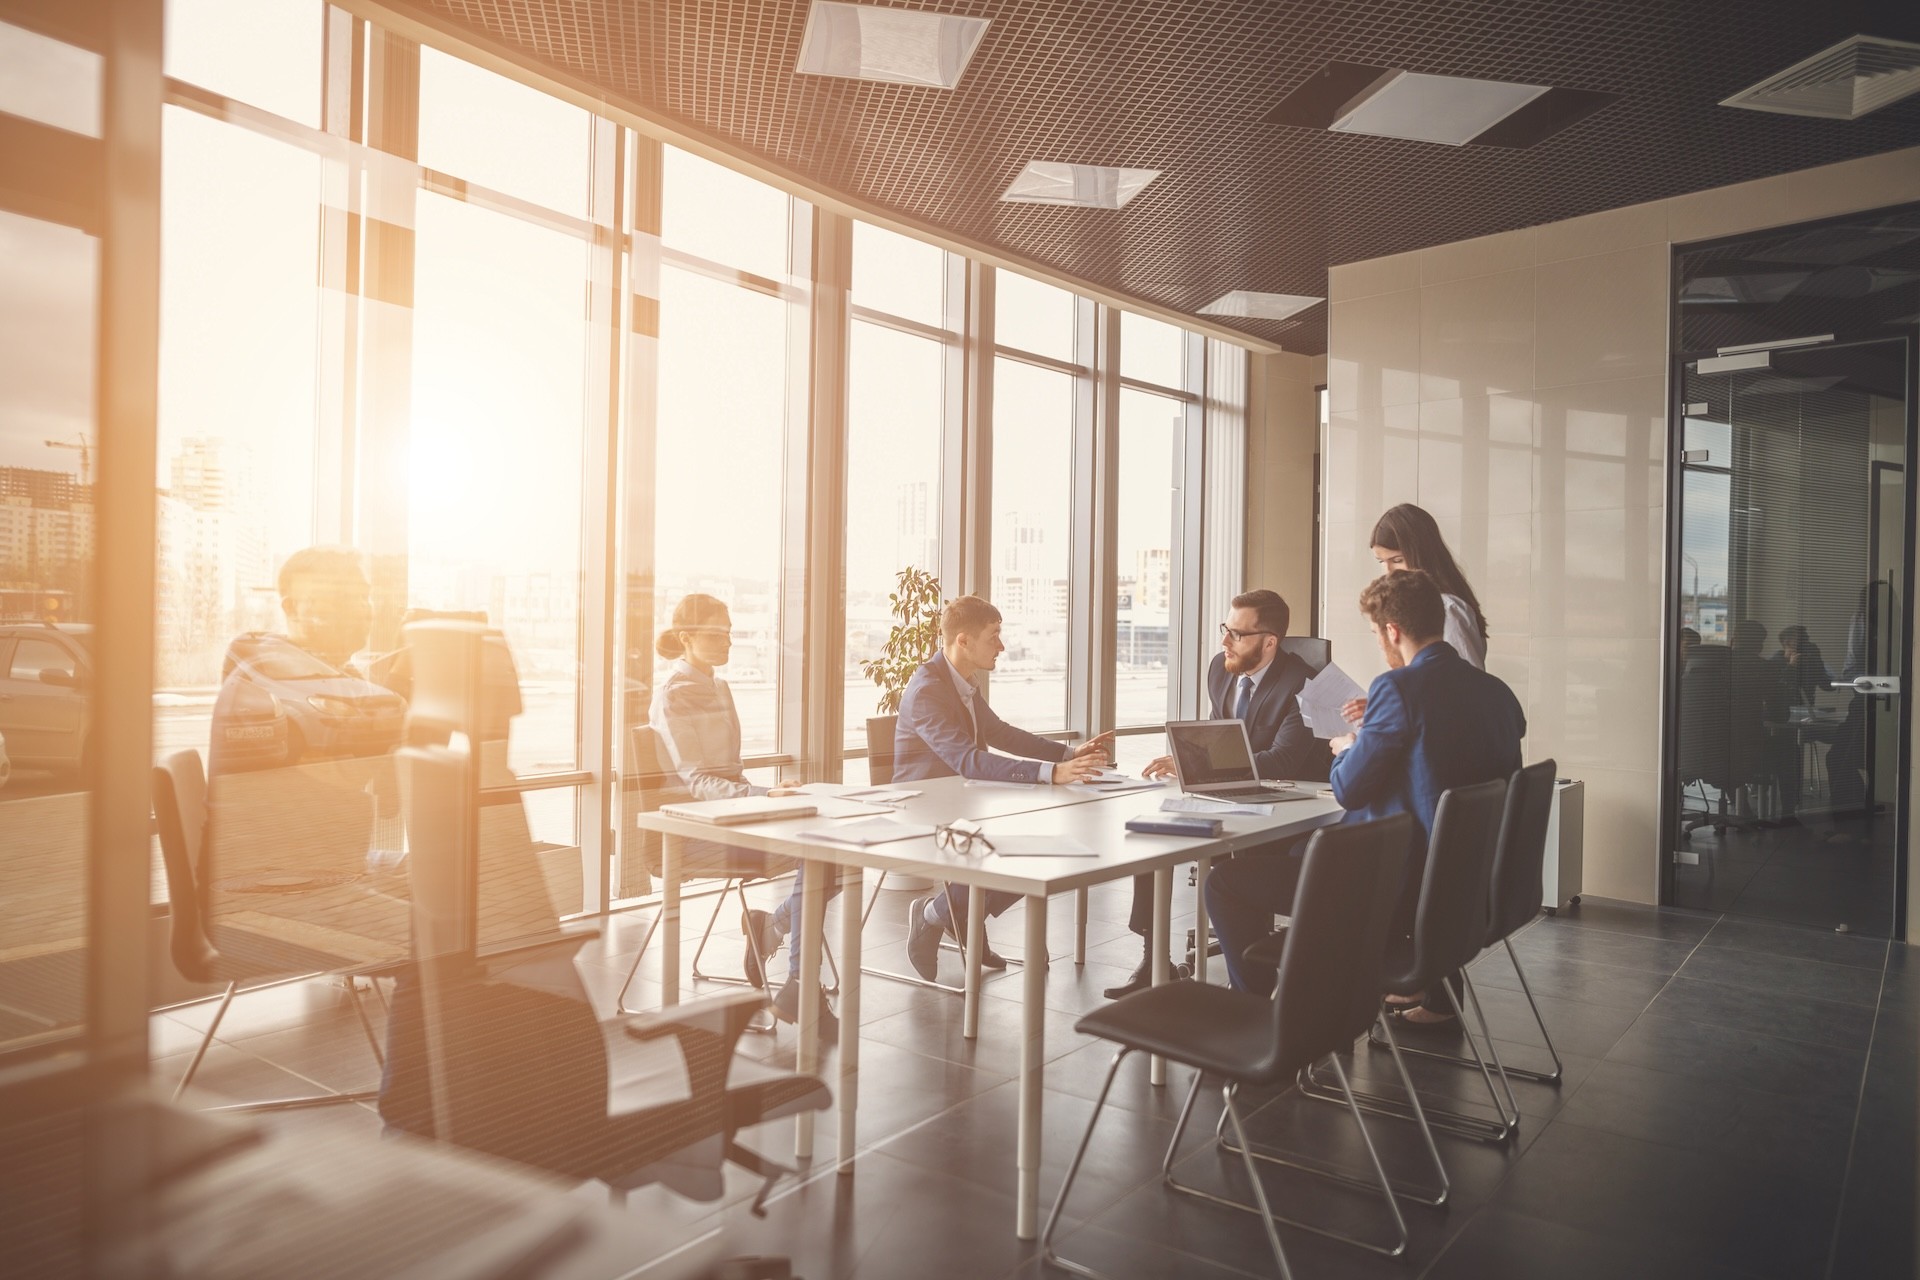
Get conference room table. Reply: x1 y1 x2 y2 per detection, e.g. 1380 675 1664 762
631 774 1345 1239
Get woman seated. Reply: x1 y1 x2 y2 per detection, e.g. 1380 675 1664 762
652 593 836 1032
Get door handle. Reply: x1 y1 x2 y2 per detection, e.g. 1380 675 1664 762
1833 676 1901 696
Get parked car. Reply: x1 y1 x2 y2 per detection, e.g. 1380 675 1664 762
220 632 405 762
0 623 91 776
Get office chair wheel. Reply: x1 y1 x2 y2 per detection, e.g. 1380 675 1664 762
1569 896 1581 906
1543 907 1556 917
715 1257 794 1280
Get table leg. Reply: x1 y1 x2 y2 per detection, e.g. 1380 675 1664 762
1016 892 1048 1240
962 890 986 1040
1150 866 1171 1086
1074 887 1088 965
795 860 826 1161
661 834 682 1007
1193 857 1211 985
837 864 862 1174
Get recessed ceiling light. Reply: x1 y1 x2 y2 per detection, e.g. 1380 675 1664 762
1330 71 1548 146
1722 35 1920 121
1000 162 1161 209
794 1 990 89
1264 60 1616 148
1197 291 1323 321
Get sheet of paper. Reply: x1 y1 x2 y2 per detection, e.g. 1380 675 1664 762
805 796 897 819
988 834 1099 857
1296 662 1367 738
964 778 1041 790
1161 794 1275 816
1066 777 1163 795
796 782 922 802
795 816 937 846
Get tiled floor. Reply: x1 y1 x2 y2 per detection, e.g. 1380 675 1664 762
152 882 1918 1279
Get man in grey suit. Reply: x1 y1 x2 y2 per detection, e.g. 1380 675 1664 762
1115 588 1331 997
893 595 1113 979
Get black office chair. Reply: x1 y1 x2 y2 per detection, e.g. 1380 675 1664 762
1040 815 1418 1279
616 726 836 1018
1371 761 1564 1084
1278 636 1331 674
153 749 387 1111
386 740 831 1215
1298 778 1517 1145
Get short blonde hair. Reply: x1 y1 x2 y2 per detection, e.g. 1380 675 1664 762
941 595 1001 644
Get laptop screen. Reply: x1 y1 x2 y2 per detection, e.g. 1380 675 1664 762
1168 721 1255 786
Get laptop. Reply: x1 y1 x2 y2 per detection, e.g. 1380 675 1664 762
1165 719 1300 802
658 796 818 826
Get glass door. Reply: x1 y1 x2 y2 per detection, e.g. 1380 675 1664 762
1669 336 1911 936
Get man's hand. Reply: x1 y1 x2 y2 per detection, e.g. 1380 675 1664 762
768 785 804 798
1329 733 1356 756
1141 754 1177 781
1053 753 1105 785
1341 696 1367 725
1071 729 1116 763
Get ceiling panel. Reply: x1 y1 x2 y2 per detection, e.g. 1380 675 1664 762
412 0 1920 352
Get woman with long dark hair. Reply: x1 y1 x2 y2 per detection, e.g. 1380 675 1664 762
1368 503 1489 668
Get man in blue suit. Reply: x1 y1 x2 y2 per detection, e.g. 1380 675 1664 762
894 595 1113 979
1129 589 1330 998
1327 568 1525 1022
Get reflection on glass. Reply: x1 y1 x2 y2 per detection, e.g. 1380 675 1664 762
851 220 946 328
990 358 1073 730
655 265 792 756
418 48 593 219
0 207 97 1051
1121 311 1184 388
1118 389 1179 725
0 19 101 137
165 0 323 128
994 269 1076 362
845 321 944 745
410 193 589 776
662 147 792 281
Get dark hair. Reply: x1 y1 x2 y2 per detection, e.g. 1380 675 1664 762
1370 504 1488 640
1732 619 1766 656
941 595 1002 643
1358 569 1446 642
1230 588 1290 639
277 545 367 600
1779 625 1811 651
656 593 728 659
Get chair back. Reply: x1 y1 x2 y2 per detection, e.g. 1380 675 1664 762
865 715 898 786
153 749 219 983
1279 637 1331 674
1264 813 1410 1077
1405 779 1508 986
1676 645 1732 786
1487 761 1558 944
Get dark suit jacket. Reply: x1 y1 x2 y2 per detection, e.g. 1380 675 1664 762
893 653 1071 784
1330 641 1525 861
1205 650 1331 783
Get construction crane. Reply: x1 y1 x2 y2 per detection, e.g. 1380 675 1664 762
43 434 91 487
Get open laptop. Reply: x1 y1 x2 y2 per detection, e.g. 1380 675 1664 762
1166 719 1301 802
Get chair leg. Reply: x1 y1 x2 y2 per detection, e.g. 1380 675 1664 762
1324 1054 1410 1256
1460 971 1520 1122
1366 939 1564 1084
1039 1047 1129 1279
688 878 739 983
174 982 238 1101
614 910 663 1015
1220 1085 1297 1280
347 978 384 1069
1301 995 1516 1145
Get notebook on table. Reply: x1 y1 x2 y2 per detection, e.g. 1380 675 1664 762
657 797 818 826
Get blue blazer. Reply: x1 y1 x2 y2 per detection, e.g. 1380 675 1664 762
1329 641 1525 860
1205 650 1332 783
893 653 1070 784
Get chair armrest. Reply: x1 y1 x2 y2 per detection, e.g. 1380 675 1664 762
623 988 767 1052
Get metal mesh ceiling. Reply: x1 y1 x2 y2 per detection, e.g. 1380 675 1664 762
410 0 1920 353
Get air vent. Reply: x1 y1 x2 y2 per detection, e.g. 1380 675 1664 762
794 1 990 89
1196 291 1322 321
1722 35 1920 120
1000 162 1160 209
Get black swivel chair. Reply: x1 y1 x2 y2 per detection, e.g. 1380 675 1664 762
1298 778 1517 1145
153 749 387 1111
1278 636 1332 674
1371 761 1564 1085
1040 814 1418 1279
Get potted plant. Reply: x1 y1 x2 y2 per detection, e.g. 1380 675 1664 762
859 567 943 784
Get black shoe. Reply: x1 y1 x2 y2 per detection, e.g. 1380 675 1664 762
976 944 1008 971
907 897 941 981
742 908 774 988
772 978 839 1041
1103 952 1160 1000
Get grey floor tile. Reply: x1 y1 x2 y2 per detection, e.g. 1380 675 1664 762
1529 897 1719 945
1698 917 1890 971
1505 923 1701 975
1424 1207 1759 1280
1677 946 1886 1009
1467 950 1671 1012
1647 976 1878 1052
1606 1013 1866 1104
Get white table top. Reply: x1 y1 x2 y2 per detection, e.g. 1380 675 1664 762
631 774 1345 896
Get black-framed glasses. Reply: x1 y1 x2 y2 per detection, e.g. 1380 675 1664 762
934 823 995 856
1219 623 1276 643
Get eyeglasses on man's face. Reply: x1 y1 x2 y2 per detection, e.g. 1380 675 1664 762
934 823 995 856
1219 623 1276 644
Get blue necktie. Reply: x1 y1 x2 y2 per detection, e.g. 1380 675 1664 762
1233 675 1253 721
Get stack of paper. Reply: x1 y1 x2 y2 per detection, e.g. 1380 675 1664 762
1162 795 1275 817
1296 663 1366 738
794 815 936 846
